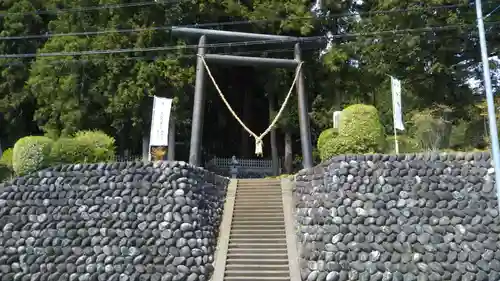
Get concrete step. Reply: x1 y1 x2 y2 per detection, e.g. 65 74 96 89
229 238 285 244
236 187 281 190
233 209 283 218
235 189 283 195
225 258 289 265
234 204 283 209
226 252 289 259
231 211 285 216
231 224 284 230
237 185 281 189
233 202 283 207
232 214 284 219
225 264 289 271
225 270 290 278
231 212 284 217
231 217 284 223
231 216 285 221
231 222 285 228
228 247 287 255
235 195 282 198
230 228 285 234
232 221 284 226
233 205 283 211
237 184 281 187
235 201 283 205
234 197 283 202
233 217 283 224
237 181 280 185
236 185 281 189
235 200 283 205
228 242 287 249
224 277 289 281
230 232 285 239
230 212 284 218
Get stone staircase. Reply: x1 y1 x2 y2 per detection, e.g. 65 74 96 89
212 179 297 281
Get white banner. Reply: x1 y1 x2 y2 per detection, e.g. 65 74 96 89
149 96 173 146
391 76 405 131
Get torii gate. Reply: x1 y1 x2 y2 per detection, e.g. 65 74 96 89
171 27 315 169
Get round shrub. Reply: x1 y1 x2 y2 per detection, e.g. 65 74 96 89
12 136 54 175
73 130 116 162
385 135 421 153
317 128 338 150
338 104 386 152
50 138 94 164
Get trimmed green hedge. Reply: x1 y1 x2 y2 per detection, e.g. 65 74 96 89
319 104 386 161
317 128 338 150
339 104 386 151
12 136 54 176
73 130 115 162
7 131 116 176
50 138 94 164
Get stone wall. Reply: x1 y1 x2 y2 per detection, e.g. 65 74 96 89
294 152 500 281
0 161 228 281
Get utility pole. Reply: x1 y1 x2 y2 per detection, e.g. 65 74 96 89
475 0 500 210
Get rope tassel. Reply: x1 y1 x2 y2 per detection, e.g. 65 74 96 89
255 137 263 157
198 54 303 158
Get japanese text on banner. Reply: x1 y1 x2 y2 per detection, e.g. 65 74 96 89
149 96 173 146
391 76 405 131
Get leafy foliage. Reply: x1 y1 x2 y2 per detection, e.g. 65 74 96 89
0 0 499 165
0 148 13 182
319 104 386 161
385 135 421 154
49 138 94 164
317 128 338 151
0 148 13 168
339 104 386 152
73 130 116 162
12 136 53 175
408 105 452 151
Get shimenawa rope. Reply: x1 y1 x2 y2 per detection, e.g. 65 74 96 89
198 54 303 157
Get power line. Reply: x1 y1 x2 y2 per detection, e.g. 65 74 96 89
3 0 497 19
0 2 492 41
485 3 500 18
0 0 183 18
1 22 498 59
0 36 327 59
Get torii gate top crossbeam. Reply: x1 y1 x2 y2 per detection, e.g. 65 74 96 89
171 27 299 42
204 54 299 68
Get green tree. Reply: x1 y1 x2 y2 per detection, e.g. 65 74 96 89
0 0 46 145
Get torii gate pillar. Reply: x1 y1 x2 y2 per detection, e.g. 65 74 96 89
188 35 207 166
294 43 313 169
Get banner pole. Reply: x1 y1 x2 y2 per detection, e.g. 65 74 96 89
390 75 403 154
476 0 500 211
148 96 157 162
394 127 399 154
